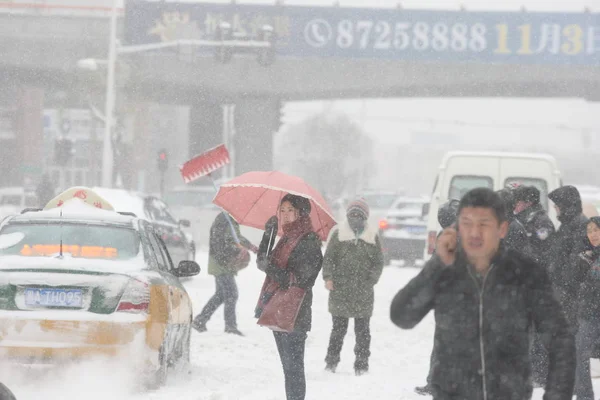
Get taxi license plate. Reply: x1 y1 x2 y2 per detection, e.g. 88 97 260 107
24 288 84 308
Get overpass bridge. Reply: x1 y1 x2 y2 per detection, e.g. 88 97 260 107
1 1 599 191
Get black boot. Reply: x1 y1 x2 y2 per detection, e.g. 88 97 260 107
354 359 368 376
325 363 337 373
414 384 433 396
225 327 244 336
192 319 207 333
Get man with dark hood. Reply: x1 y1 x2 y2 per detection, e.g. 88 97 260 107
513 185 555 267
548 185 589 329
322 198 384 376
391 188 575 400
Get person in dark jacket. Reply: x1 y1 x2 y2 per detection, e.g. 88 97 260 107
256 194 323 400
415 198 460 396
510 185 557 386
496 187 531 256
391 188 575 400
322 198 384 376
573 217 600 400
513 185 555 267
548 185 589 330
192 212 256 336
35 173 55 207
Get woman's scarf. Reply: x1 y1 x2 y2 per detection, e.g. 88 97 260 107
270 215 314 269
254 215 314 318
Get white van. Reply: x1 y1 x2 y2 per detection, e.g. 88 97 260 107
423 151 562 260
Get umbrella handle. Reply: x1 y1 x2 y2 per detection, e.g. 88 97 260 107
266 226 275 257
209 174 241 245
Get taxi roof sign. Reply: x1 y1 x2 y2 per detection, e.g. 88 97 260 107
44 186 115 211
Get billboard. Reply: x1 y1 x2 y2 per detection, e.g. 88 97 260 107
125 1 600 65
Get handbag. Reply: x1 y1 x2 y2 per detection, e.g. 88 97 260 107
231 248 251 271
256 274 306 333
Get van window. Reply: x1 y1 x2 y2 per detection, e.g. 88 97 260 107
505 178 549 210
449 176 493 200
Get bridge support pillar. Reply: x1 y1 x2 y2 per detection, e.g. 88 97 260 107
15 85 45 187
189 100 224 159
233 98 280 175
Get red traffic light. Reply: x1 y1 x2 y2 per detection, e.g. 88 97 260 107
159 152 166 160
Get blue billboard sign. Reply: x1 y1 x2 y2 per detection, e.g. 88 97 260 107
125 1 600 65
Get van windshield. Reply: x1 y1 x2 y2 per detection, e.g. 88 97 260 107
505 178 549 210
449 176 493 200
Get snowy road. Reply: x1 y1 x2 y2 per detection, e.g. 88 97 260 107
4 252 597 399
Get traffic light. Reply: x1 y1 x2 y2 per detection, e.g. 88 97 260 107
257 25 276 67
157 149 168 172
54 138 73 166
214 22 233 64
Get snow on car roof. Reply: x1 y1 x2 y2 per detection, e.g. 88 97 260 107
8 198 136 226
91 187 149 220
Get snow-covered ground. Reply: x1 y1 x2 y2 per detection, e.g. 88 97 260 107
4 251 600 399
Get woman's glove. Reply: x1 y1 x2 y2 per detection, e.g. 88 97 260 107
265 216 278 233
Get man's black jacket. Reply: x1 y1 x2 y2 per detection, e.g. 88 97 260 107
390 249 575 400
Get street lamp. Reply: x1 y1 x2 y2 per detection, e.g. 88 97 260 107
77 11 276 189
76 1 117 188
102 0 118 189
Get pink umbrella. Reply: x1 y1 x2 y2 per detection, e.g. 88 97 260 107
213 171 337 241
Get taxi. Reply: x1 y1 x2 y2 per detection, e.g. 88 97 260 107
0 187 200 388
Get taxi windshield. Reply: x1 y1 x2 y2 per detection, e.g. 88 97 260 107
0 223 140 260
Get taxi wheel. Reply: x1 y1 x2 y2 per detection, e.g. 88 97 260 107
147 343 169 390
175 327 191 374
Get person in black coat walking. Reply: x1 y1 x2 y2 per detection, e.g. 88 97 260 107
513 185 556 267
35 173 55 207
256 194 323 400
574 216 600 400
496 188 532 256
391 188 575 400
548 185 589 330
192 212 256 335
415 199 459 396
511 185 557 386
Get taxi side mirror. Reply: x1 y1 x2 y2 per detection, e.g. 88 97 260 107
173 260 200 278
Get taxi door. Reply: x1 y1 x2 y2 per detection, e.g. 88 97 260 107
153 232 192 348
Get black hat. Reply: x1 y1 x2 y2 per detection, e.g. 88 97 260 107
513 186 540 205
281 193 312 216
438 199 459 229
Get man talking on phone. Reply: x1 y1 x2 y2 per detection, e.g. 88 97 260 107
390 188 575 400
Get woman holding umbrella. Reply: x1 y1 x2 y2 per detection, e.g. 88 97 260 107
256 194 323 400
212 171 335 400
